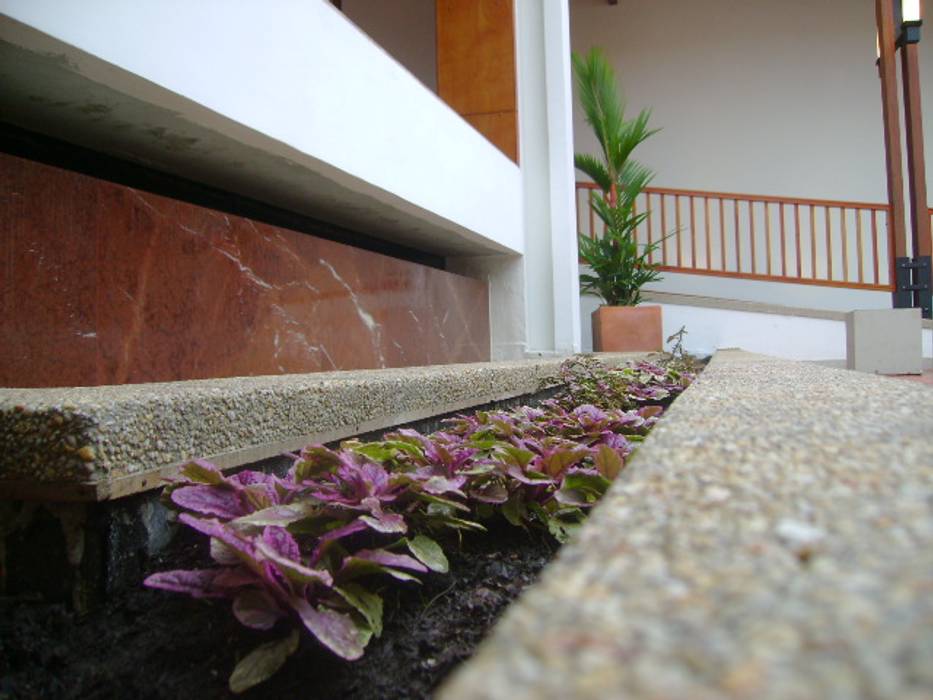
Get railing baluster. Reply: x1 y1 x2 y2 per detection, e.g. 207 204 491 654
841 208 849 284
871 209 880 285
779 204 787 277
632 193 638 245
765 201 772 275
588 190 596 240
733 199 741 273
809 205 817 279
690 196 697 268
675 194 682 268
749 201 756 274
719 198 726 270
794 203 802 279
646 193 654 263
660 194 668 266
856 209 864 284
704 197 711 270
825 206 833 280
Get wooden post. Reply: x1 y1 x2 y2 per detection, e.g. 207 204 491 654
900 39 932 316
875 0 909 307
900 42 931 257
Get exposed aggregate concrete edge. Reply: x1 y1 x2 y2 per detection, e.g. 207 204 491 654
0 355 643 492
440 349 933 700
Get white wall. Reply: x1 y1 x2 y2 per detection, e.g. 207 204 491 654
642 272 892 312
570 0 933 203
342 0 437 92
1 0 522 256
570 0 933 310
581 294 933 365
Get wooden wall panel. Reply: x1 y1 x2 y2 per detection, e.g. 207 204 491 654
462 112 518 163
436 0 518 162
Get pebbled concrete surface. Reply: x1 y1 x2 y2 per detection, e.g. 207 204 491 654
440 349 933 700
0 355 643 495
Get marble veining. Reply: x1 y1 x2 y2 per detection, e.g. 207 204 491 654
0 153 489 388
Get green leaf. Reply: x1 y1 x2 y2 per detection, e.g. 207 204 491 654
542 447 590 478
179 461 225 485
497 446 535 468
231 502 321 529
351 440 424 463
228 629 299 694
430 515 487 532
562 472 612 495
334 584 384 638
501 492 527 527
416 492 471 513
338 558 422 583
293 447 342 481
458 463 497 476
594 444 624 480
407 535 449 573
547 517 581 544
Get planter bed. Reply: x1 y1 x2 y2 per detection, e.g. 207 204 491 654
2 519 555 700
1 355 698 698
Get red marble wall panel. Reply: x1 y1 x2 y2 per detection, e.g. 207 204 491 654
0 153 490 388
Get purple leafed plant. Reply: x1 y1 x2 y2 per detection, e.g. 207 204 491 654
145 355 694 692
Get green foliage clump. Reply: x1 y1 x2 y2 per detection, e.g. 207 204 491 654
574 46 663 306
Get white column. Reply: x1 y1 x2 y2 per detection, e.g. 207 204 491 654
515 0 581 356
543 0 582 354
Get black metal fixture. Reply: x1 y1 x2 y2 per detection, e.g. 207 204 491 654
895 0 923 44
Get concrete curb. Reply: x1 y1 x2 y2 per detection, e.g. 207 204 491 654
0 353 646 501
440 349 933 700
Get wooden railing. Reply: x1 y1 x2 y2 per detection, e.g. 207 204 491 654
576 182 897 291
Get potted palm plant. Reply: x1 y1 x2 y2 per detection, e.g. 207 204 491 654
573 47 664 352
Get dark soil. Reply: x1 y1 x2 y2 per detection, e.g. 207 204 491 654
0 520 556 700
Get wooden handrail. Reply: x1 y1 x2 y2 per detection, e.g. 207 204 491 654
577 181 892 212
575 181 913 292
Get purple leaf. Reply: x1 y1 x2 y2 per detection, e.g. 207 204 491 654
233 589 285 630
360 512 407 534
254 538 333 588
351 549 428 573
213 566 260 590
143 569 223 598
420 475 467 496
292 597 366 660
171 485 244 519
230 470 277 487
210 537 241 566
468 479 509 504
262 526 300 562
309 518 370 565
506 464 554 485
178 514 254 559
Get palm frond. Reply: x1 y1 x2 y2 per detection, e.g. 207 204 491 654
573 47 663 306
573 154 612 194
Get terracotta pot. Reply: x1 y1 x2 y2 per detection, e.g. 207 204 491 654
591 305 663 352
